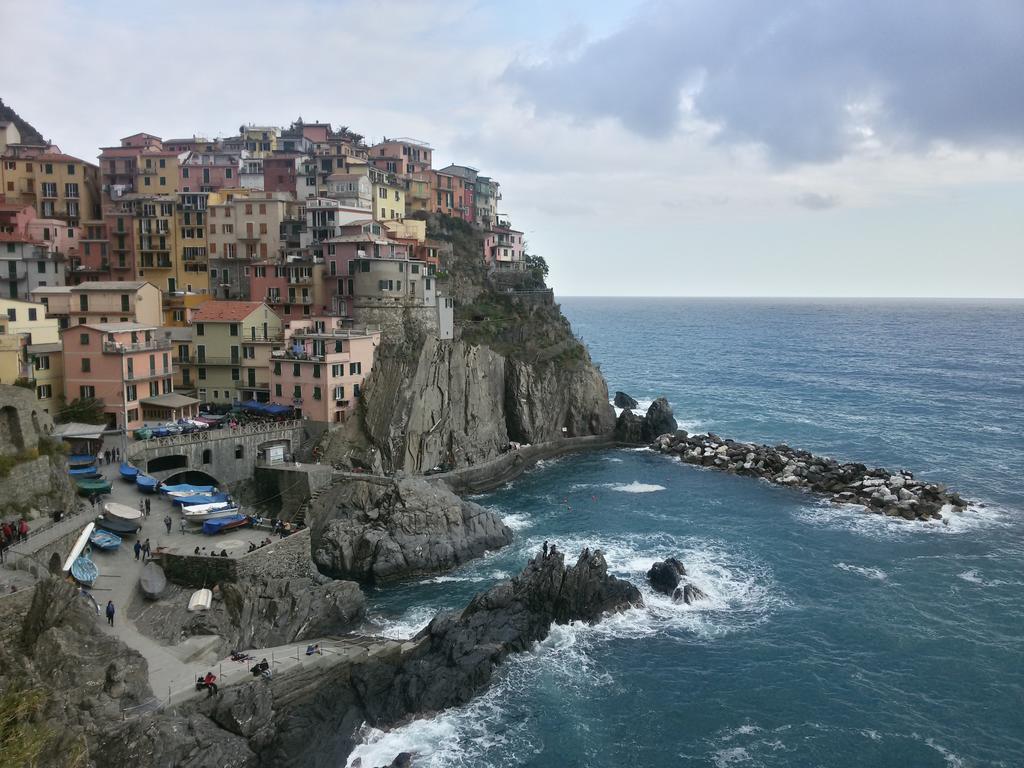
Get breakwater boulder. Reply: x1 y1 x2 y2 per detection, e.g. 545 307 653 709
647 557 686 595
650 431 969 521
352 548 643 724
614 391 639 409
311 476 513 583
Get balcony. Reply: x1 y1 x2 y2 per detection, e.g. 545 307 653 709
286 295 313 305
103 338 172 354
125 367 171 381
193 356 243 366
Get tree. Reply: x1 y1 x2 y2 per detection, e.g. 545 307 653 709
56 397 106 425
525 254 550 287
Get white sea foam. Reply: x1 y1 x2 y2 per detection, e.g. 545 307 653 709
834 562 888 581
501 512 533 531
607 481 666 494
793 498 1015 539
924 738 966 768
372 605 438 640
421 569 509 585
712 747 753 766
611 397 655 418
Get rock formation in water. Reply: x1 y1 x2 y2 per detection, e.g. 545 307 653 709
311 475 513 583
647 557 687 595
649 431 970 521
614 391 639 409
614 396 679 444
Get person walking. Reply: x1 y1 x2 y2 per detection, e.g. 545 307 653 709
142 538 151 560
179 517 187 535
164 514 172 534
139 499 145 516
133 539 142 561
17 518 29 542
144 498 151 516
105 600 115 626
103 449 111 465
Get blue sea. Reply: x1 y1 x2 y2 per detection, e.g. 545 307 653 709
348 299 1024 768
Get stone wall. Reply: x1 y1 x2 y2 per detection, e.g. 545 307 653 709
0 587 35 646
160 529 312 588
245 464 334 519
125 421 306 488
0 384 47 456
352 303 440 348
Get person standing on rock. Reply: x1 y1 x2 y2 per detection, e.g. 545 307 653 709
133 539 142 561
164 514 172 534
105 600 115 626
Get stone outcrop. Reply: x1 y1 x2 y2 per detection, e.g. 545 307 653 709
676 583 708 605
650 431 970 521
0 384 77 519
351 548 643 726
311 476 513 583
614 397 678 444
647 557 686 595
613 391 639 409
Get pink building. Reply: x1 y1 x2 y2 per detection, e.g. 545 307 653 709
61 322 195 430
0 200 35 235
269 324 380 425
179 151 241 193
69 219 118 283
323 220 409 315
483 220 525 271
264 154 302 196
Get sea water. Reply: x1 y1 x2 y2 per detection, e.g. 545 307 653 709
348 299 1024 768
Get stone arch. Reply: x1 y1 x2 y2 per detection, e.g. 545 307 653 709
147 454 189 473
162 468 221 487
1 406 25 454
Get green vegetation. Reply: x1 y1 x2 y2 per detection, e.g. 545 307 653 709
55 397 106 425
0 686 87 768
12 378 34 390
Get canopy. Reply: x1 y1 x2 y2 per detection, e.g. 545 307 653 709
237 400 293 416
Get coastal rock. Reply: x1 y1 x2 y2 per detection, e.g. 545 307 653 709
647 557 687 595
673 583 708 605
311 476 513 583
613 408 645 443
614 391 639 409
351 548 643 724
641 397 678 442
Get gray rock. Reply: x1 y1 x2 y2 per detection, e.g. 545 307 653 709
312 476 513 583
647 557 687 595
641 397 678 442
613 391 639 409
613 408 644 443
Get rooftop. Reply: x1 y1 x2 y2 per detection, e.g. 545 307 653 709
141 392 200 408
191 300 267 322
83 322 159 333
72 280 150 292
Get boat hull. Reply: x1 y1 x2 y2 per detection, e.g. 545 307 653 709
188 588 212 612
89 530 122 550
136 475 158 493
96 516 142 535
76 478 112 496
70 556 98 587
202 513 250 535
139 563 167 600
119 463 139 480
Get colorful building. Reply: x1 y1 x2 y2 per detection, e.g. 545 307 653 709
369 167 406 221
1 233 65 300
179 150 241 193
207 190 288 299
0 297 62 410
61 322 185 430
31 280 162 329
182 301 283 405
483 217 525 271
269 323 380 424
1 147 100 228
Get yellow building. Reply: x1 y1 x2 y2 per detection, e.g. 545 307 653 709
182 301 283 404
381 218 426 243
369 167 406 222
0 297 63 412
32 281 163 329
176 192 212 297
239 126 279 157
1 148 99 228
131 194 184 292
164 292 212 326
135 149 179 196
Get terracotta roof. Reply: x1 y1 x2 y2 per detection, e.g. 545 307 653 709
191 300 266 322
34 152 91 165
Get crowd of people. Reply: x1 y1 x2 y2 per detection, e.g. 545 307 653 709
0 518 30 563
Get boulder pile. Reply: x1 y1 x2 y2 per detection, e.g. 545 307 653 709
650 430 970 521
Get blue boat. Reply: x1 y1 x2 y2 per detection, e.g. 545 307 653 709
68 454 97 468
161 483 216 495
70 556 98 587
202 513 249 535
89 529 122 550
175 492 230 506
69 466 101 478
136 474 159 493
119 463 139 480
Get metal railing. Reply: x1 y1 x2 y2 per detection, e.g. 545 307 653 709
103 339 172 353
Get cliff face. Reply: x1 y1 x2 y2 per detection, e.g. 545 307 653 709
324 215 614 474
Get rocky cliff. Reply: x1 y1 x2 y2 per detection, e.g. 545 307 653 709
311 475 513 583
323 214 615 474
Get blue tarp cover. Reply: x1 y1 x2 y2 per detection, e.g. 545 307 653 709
175 493 230 506
161 483 216 495
202 514 248 535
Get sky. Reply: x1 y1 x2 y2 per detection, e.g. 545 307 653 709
2 0 1022 297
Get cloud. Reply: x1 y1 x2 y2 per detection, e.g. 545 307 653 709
504 0 1024 164
794 192 839 210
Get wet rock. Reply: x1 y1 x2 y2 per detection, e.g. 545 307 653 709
614 408 644 443
647 557 687 595
613 391 639 409
641 397 678 442
673 583 708 605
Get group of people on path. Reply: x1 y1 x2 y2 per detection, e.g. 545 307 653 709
99 447 122 465
133 538 152 561
0 518 30 562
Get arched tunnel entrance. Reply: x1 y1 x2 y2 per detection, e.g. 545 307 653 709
146 454 188 473
161 468 223 488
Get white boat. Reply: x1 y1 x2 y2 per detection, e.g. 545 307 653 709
183 502 240 522
103 502 143 522
62 522 95 573
187 588 213 612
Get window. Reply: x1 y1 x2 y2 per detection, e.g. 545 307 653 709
313 386 322 401
231 368 240 381
196 323 204 336
331 364 343 377
293 385 302 399
292 362 300 377
80 385 95 398
36 384 52 399
34 355 49 371
198 367 207 380
229 323 239 336
333 386 345 400
79 333 89 345
44 163 53 174
274 384 282 396
349 362 362 375
126 384 137 401
202 449 212 464
235 445 244 459
5 308 14 321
